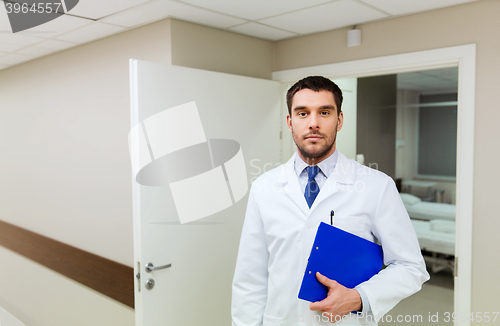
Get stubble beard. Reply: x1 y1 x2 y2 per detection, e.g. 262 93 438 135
292 122 338 163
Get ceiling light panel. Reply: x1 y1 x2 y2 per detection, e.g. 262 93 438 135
0 32 44 46
179 0 332 21
15 46 54 56
68 0 153 20
101 0 245 29
0 42 25 52
260 0 387 35
55 22 126 44
229 23 297 41
20 14 92 38
34 39 77 50
361 0 478 16
0 53 33 65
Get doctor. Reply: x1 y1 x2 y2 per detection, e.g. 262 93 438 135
232 76 429 326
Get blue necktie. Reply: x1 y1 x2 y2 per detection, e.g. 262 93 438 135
305 166 320 208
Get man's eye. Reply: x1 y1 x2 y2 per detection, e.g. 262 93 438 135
321 111 330 115
298 112 307 117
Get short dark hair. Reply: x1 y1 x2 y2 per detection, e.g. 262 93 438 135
286 76 343 116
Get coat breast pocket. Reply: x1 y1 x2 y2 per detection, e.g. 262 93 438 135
333 216 368 239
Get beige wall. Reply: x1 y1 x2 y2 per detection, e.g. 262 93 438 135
274 0 500 318
170 19 273 79
0 19 172 326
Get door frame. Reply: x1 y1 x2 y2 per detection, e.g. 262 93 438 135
272 44 476 326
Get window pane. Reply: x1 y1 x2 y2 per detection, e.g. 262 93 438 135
418 93 457 177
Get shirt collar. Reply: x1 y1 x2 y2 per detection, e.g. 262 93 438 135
294 149 338 178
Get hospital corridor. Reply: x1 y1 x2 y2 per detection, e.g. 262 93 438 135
1 0 499 325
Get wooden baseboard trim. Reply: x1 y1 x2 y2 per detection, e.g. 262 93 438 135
0 220 134 308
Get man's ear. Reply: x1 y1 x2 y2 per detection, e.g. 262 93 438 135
337 111 344 131
286 114 293 132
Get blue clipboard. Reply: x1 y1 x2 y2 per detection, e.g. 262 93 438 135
298 222 384 302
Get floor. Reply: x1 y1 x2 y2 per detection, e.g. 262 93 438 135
379 268 454 325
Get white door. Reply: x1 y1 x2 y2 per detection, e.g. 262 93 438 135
330 78 357 161
129 60 281 326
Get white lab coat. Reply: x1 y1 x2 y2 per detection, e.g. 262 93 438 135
232 151 429 326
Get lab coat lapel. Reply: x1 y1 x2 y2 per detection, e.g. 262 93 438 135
279 153 309 217
309 151 355 213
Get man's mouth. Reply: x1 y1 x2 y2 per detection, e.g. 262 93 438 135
305 135 323 141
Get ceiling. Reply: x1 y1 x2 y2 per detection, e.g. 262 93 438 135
398 67 458 94
0 0 479 71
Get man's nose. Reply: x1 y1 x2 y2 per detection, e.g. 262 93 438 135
308 114 320 129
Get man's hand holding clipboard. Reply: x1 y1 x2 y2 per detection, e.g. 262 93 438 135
298 222 384 321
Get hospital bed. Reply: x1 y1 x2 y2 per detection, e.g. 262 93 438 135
400 193 456 273
400 193 455 221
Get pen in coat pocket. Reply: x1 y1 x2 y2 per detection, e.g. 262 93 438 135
330 210 334 225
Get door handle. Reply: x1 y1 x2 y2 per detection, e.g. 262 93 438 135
145 262 172 273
